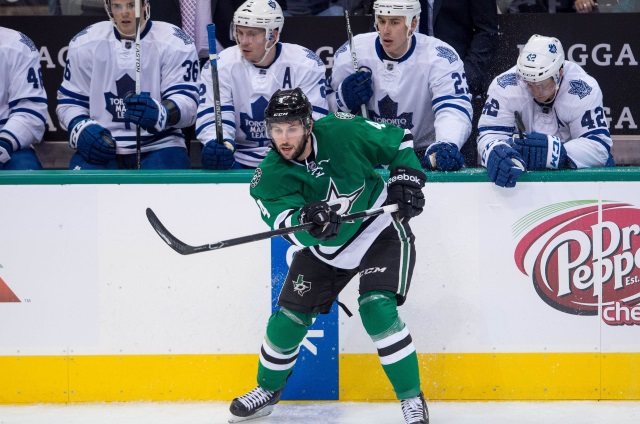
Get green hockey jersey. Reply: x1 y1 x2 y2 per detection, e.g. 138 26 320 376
249 111 422 269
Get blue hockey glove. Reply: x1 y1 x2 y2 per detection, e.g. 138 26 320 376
486 143 525 188
299 200 342 241
422 141 465 171
339 67 373 111
512 132 568 170
69 118 116 165
201 139 236 170
387 166 426 221
0 138 13 164
123 92 168 134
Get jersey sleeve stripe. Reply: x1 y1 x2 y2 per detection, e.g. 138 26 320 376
478 125 515 134
57 99 90 108
58 86 90 102
433 103 472 121
195 121 214 136
312 106 329 115
197 107 213 118
161 84 199 97
432 94 472 105
581 128 611 139
11 108 46 124
8 97 48 108
584 135 612 153
0 129 21 148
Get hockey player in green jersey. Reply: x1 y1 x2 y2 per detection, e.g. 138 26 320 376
228 87 429 424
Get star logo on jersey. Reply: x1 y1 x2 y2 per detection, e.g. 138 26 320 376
497 73 518 89
240 97 269 142
293 275 311 297
370 95 413 130
104 74 135 128
19 33 37 52
324 178 365 216
435 46 458 64
568 80 593 99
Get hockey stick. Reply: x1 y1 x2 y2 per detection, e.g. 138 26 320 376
344 9 368 119
206 24 234 152
146 204 398 255
514 111 525 139
134 0 142 169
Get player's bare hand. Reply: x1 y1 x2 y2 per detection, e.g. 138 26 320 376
574 0 597 13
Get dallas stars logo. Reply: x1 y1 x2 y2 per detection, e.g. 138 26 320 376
240 97 269 142
370 95 414 130
104 74 135 128
324 178 365 216
293 275 311 297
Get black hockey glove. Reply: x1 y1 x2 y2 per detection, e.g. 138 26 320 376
387 166 426 221
299 201 341 241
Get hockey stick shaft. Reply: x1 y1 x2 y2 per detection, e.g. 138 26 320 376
134 0 142 169
344 9 368 119
514 111 525 139
206 24 234 152
146 204 398 255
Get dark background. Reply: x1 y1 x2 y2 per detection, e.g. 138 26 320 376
0 13 638 142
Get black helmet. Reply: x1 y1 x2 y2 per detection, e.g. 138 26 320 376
264 88 313 128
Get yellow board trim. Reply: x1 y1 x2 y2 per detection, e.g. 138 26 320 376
1 353 639 403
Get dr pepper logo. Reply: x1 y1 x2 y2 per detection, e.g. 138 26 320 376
514 201 640 326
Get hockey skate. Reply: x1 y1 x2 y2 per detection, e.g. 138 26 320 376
228 386 283 423
400 391 429 424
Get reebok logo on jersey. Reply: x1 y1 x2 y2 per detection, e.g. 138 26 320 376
293 275 311 297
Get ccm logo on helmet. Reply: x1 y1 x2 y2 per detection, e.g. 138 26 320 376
388 174 423 185
273 112 289 116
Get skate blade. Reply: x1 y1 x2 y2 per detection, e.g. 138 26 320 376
227 405 275 423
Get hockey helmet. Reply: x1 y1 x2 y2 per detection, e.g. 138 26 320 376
265 88 313 128
373 0 421 26
233 0 284 43
516 34 565 84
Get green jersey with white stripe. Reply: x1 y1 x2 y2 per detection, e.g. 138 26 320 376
249 111 422 269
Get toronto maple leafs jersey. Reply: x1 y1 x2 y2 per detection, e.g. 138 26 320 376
57 21 200 155
196 42 329 168
477 61 613 169
0 27 47 151
328 32 472 153
250 112 421 269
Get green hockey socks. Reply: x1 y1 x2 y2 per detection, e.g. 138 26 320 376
358 290 421 399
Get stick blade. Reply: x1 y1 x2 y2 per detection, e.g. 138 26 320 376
146 208 193 255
